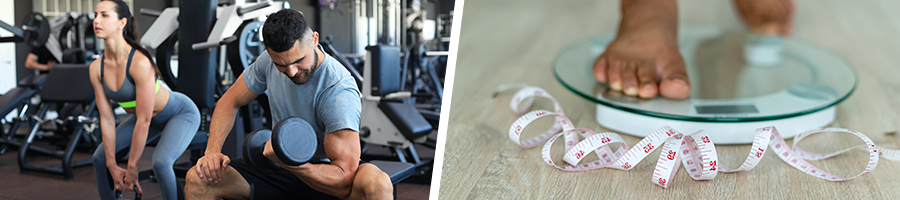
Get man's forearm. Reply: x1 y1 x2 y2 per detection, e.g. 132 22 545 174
287 163 356 198
206 101 239 153
618 0 678 41
25 61 51 71
32 63 51 71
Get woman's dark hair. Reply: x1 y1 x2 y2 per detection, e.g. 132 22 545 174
262 9 312 53
102 0 160 78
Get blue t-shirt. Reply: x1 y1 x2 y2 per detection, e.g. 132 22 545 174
243 45 361 160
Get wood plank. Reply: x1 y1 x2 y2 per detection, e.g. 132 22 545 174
440 0 900 199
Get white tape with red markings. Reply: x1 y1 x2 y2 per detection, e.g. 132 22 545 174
493 84 900 188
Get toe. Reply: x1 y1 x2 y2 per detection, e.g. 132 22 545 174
607 60 624 91
778 19 793 35
658 62 691 99
621 62 640 96
593 55 609 83
660 78 691 99
636 64 658 98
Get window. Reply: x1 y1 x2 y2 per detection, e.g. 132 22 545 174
33 0 134 18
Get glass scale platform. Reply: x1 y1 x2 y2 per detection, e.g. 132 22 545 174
553 26 856 144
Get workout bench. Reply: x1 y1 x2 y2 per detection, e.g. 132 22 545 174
0 74 46 154
17 64 99 180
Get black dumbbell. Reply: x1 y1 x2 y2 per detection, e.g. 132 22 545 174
242 117 318 173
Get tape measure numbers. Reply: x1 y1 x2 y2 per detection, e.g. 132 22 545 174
494 84 900 188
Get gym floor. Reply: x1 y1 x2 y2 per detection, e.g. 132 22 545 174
0 129 433 199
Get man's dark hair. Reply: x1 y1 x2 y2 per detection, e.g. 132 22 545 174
263 9 312 53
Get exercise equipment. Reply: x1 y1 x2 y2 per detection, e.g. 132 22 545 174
17 64 100 179
0 11 99 64
242 117 317 173
0 75 47 154
553 26 856 144
226 20 265 78
0 12 50 48
242 129 277 173
360 45 434 165
141 1 289 75
139 7 180 89
55 12 99 64
40 11 100 64
401 42 445 129
369 160 415 185
0 12 101 180
115 186 141 200
191 1 289 50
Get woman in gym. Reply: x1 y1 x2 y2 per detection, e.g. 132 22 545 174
89 1 200 199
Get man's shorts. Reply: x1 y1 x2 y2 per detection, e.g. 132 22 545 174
230 159 370 200
230 159 339 200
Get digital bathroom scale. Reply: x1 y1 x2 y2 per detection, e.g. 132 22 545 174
553 26 857 144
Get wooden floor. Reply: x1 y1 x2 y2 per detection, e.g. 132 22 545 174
440 0 900 199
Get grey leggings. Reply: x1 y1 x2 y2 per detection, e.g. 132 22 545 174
92 92 200 200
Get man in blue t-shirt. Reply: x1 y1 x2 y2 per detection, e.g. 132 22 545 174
186 9 392 200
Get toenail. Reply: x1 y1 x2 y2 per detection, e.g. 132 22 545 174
610 82 622 90
625 87 637 95
668 78 687 86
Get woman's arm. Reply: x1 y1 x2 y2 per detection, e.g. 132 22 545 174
125 55 158 171
88 60 118 169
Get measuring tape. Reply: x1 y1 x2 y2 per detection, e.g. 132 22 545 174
493 84 900 188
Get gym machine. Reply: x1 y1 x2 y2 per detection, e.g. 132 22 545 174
1 11 100 65
321 0 452 179
0 13 50 154
1 12 103 180
16 63 100 180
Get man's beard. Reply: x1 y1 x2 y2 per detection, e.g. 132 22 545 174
290 48 319 85
290 68 313 85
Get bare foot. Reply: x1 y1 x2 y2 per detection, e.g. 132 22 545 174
733 0 795 35
593 32 691 99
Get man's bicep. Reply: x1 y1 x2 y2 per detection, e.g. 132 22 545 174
323 129 361 164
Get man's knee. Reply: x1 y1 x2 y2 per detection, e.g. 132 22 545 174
359 164 393 195
370 170 392 193
184 165 251 200
184 166 206 194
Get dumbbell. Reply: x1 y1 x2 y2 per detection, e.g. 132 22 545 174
242 117 318 173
